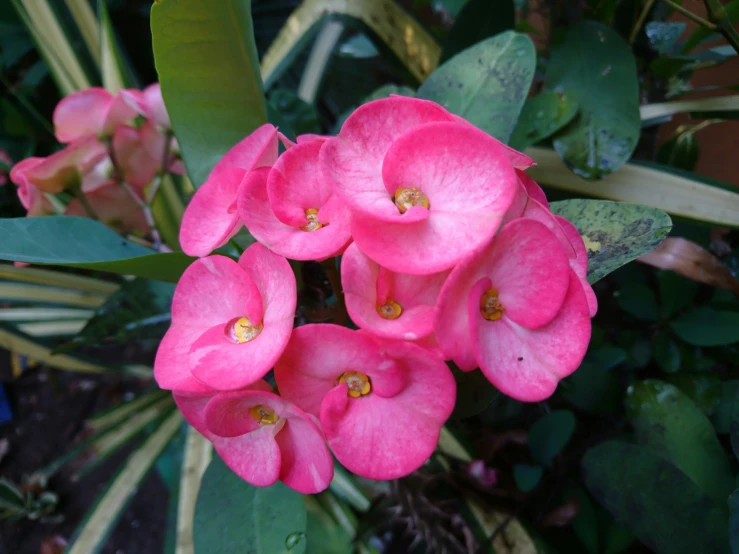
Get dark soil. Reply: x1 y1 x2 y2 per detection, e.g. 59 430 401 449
0 351 167 554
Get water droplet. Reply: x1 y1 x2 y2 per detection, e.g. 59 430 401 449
285 532 306 550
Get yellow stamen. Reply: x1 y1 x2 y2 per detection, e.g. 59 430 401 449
250 405 279 425
394 187 429 214
480 289 504 321
376 299 402 320
300 208 323 232
337 371 372 398
229 316 263 343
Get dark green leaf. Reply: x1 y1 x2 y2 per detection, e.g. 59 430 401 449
625 380 734 507
730 489 739 554
730 386 739 462
658 270 700 318
582 441 730 554
713 381 739 434
0 217 194 282
364 84 415 102
616 283 660 321
268 89 321 137
305 500 352 554
417 31 535 143
451 366 497 419
667 374 720 416
653 333 681 373
194 455 307 554
0 479 25 509
560 360 621 414
549 199 672 284
645 22 687 54
528 410 576 467
569 487 599 554
508 91 579 151
657 130 699 171
545 22 640 179
151 0 267 187
440 0 515 63
513 464 542 492
671 307 739 346
629 340 652 368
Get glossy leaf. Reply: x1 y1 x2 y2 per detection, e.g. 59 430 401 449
544 22 640 179
666 374 721 416
194 455 307 554
418 30 535 143
440 0 515 63
0 217 195 282
549 199 671 284
509 91 579 151
151 0 267 187
625 380 734 508
582 441 730 554
528 410 576 467
671 307 739 346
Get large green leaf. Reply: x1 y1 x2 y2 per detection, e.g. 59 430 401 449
151 0 267 187
508 91 579 151
549 199 672 284
582 441 730 554
194 455 307 554
671 307 739 347
417 31 535 143
440 0 515 63
544 22 640 179
0 217 194 282
625 380 734 508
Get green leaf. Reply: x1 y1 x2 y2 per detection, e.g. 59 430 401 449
0 217 194 282
714 381 739 435
151 0 267 187
513 464 542 492
568 487 599 554
671 307 739 346
305 499 352 554
417 30 535 143
528 410 576 467
451 365 497 419
549 199 672 284
625 380 735 508
667 374 720 416
508 91 579 151
582 441 730 554
730 387 739 462
560 360 621 414
616 283 660 321
656 129 699 172
268 89 321 137
653 333 681 373
440 0 515 63
658 270 700 318
194 455 307 554
682 0 739 53
544 22 640 179
732 490 739 554
645 22 687 54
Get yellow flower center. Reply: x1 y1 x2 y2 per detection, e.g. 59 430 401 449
229 316 263 343
337 371 372 398
300 208 323 232
250 405 280 425
376 299 402 320
394 187 429 214
480 289 504 321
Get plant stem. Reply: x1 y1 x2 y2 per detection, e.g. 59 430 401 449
630 0 657 43
658 0 717 31
71 185 98 220
703 0 739 55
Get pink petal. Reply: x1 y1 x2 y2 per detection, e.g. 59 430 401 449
53 88 114 143
112 126 158 188
318 341 455 479
214 123 278 172
238 167 352 261
556 215 597 317
518 170 548 207
212 425 283 487
154 325 217 393
143 83 170 129
320 96 455 219
66 183 149 234
18 138 107 193
451 115 535 170
471 270 591 402
10 158 54 215
101 95 139 136
274 410 333 494
173 390 216 439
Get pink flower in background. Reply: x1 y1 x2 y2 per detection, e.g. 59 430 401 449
65 184 150 234
120 83 171 130
174 380 333 494
53 87 139 143
341 242 448 341
274 324 455 479
238 139 352 260
435 218 591 401
179 124 279 257
320 96 518 274
0 150 11 186
154 243 296 392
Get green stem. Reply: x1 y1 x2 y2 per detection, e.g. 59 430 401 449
658 0 717 31
704 0 739 55
630 0 657 43
72 185 98 220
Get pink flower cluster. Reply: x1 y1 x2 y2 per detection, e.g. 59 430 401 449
156 96 596 493
9 85 181 233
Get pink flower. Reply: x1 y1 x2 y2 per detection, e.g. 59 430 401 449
120 83 171 130
435 218 591 402
174 381 333 494
154 243 296 392
179 124 279 257
341 242 448 341
65 184 149 234
8 158 54 216
274 324 455 480
320 96 518 274
238 139 352 261
53 88 138 143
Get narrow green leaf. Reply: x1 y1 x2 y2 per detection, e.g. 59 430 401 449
0 217 194 282
417 31 536 143
549 199 671 284
440 0 515 63
544 22 640 179
582 441 730 554
509 91 579 151
98 0 128 92
671 307 739 346
625 380 735 508
151 0 267 187
194 455 307 554
528 410 576 466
